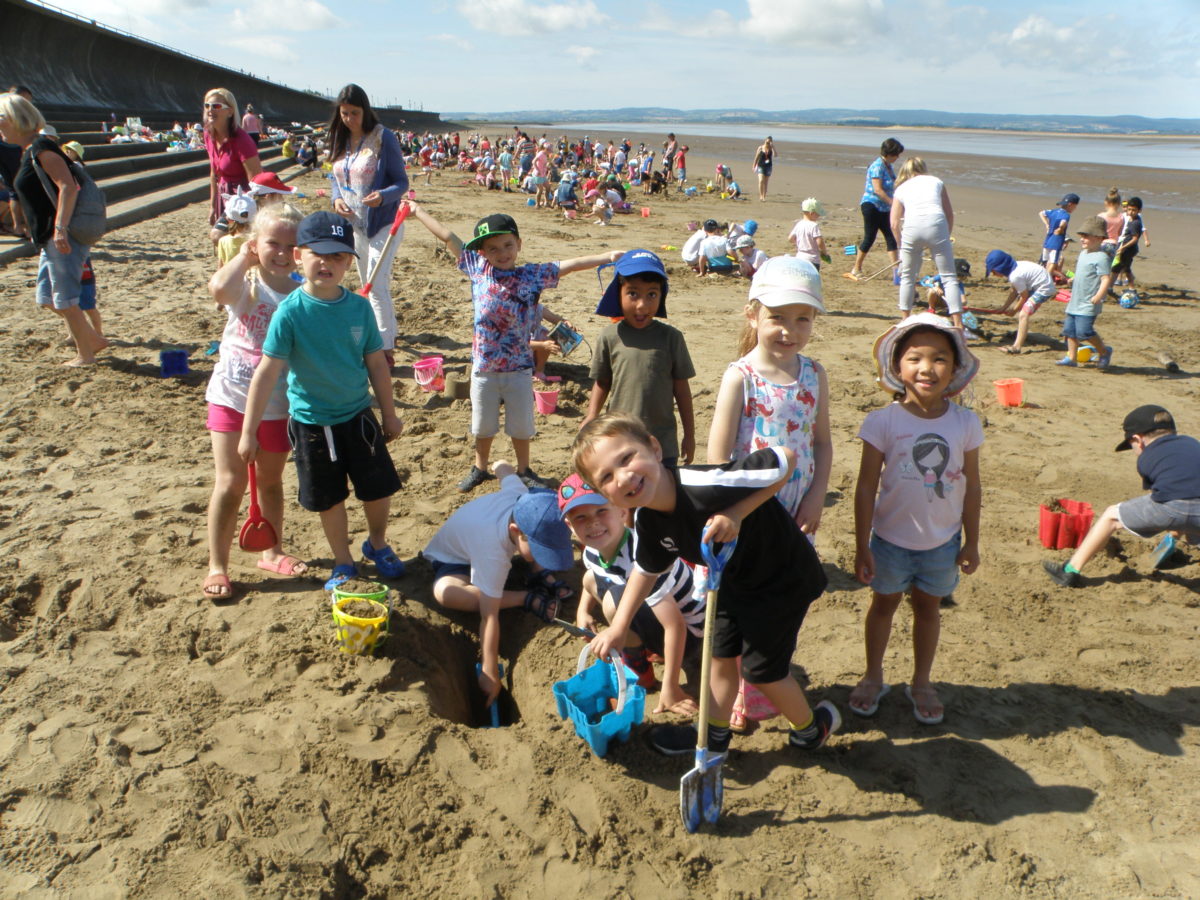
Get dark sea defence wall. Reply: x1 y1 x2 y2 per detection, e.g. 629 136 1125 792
1 0 446 128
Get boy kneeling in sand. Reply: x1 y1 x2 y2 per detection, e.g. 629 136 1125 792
1044 405 1200 587
422 462 575 706
558 473 703 715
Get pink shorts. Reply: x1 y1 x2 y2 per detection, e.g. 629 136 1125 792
206 403 290 453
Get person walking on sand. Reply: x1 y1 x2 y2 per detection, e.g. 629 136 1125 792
845 139 903 281
752 136 775 201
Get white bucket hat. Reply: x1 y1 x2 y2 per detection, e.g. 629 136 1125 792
748 255 824 312
872 312 980 397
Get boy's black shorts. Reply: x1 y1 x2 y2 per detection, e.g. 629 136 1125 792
288 408 401 512
630 601 700 660
712 588 813 684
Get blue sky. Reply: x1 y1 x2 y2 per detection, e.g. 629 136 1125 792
48 0 1200 118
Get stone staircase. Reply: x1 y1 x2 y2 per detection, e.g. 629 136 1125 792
1 117 306 265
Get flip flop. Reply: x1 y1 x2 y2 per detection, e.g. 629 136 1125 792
202 572 233 601
842 271 861 282
849 681 891 717
257 555 308 576
905 684 944 725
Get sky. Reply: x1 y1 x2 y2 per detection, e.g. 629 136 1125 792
42 0 1200 119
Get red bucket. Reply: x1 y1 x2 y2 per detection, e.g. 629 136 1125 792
1038 498 1094 549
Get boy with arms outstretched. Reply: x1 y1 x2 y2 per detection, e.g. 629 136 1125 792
573 414 838 759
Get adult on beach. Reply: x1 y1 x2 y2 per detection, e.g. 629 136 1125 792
203 88 261 241
241 104 262 144
890 157 963 328
327 83 410 363
845 138 903 281
752 136 775 201
0 92 107 366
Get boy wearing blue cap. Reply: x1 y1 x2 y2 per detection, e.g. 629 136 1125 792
406 202 622 491
583 250 696 466
1038 192 1079 283
423 461 576 706
240 211 405 592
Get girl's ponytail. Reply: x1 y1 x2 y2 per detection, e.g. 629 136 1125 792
736 299 763 358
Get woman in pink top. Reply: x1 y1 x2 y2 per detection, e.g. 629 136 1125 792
240 104 262 143
203 88 262 240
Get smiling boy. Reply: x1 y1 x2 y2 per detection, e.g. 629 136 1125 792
583 250 696 467
1057 216 1114 369
240 211 405 591
406 203 621 491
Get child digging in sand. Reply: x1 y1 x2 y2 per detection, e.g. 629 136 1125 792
985 249 1056 354
239 211 405 592
558 473 703 715
851 313 983 725
423 461 575 706
203 201 308 600
406 203 621 491
574 414 838 758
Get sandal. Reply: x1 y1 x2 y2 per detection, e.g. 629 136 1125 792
202 572 233 601
257 555 308 576
849 680 891 717
324 564 357 592
361 540 406 578
528 569 574 603
842 271 861 282
523 585 559 623
905 684 944 725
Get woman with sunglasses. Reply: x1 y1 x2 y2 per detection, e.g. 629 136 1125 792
327 84 409 366
203 88 261 242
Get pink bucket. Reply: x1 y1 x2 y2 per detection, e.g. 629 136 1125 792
413 356 444 392
534 388 558 414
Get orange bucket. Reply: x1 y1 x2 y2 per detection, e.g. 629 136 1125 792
993 378 1023 407
640 207 650 218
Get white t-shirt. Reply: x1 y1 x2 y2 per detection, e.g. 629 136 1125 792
739 248 769 274
1009 260 1054 296
422 473 526 599
700 234 731 260
858 401 984 551
681 229 705 264
205 273 290 419
788 218 823 267
893 174 947 226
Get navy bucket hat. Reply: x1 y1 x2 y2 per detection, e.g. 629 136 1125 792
594 249 669 318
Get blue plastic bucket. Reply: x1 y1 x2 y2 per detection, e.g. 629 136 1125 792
552 648 645 757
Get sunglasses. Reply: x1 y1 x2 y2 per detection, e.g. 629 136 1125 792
203 102 230 110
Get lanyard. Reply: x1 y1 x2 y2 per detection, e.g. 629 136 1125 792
342 134 367 192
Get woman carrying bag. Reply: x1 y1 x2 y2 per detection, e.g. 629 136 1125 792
0 92 107 366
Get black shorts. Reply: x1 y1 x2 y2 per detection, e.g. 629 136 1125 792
630 601 700 660
288 408 401 512
711 588 813 683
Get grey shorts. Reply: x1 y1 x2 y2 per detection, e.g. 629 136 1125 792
36 239 89 310
470 368 536 439
1117 495 1200 539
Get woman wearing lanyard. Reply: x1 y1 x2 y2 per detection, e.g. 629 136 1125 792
204 88 261 242
328 84 410 365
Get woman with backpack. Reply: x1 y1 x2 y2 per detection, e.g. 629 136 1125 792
0 92 107 366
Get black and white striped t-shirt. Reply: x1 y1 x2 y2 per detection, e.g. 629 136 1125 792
582 532 705 637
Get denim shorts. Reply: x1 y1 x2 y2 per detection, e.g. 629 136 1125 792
425 556 472 583
35 239 89 310
869 532 961 598
1061 313 1098 341
1118 495 1200 540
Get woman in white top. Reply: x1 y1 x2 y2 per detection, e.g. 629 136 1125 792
890 157 962 328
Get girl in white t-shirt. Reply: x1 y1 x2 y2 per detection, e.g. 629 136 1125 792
890 158 963 328
851 313 983 725
202 202 306 601
788 197 830 269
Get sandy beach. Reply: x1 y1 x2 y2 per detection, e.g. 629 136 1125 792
1 132 1198 898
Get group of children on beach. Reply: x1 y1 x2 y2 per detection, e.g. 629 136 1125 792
202 178 1194 770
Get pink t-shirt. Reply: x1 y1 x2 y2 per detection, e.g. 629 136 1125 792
205 129 259 186
533 150 549 177
789 218 822 267
858 401 983 550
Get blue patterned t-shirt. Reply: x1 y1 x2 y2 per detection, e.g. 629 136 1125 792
860 157 896 211
457 250 560 373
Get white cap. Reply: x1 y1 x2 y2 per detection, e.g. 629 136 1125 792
748 255 824 312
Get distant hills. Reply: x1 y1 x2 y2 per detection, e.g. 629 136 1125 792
445 107 1200 136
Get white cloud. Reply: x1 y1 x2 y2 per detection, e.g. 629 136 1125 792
566 45 599 65
221 35 298 63
1008 14 1074 45
739 0 887 46
432 32 474 51
456 0 606 37
230 0 341 31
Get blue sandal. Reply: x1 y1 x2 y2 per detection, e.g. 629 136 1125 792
361 540 406 578
325 564 357 592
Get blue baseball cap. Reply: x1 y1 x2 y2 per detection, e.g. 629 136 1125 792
595 249 669 318
296 211 357 256
513 488 574 572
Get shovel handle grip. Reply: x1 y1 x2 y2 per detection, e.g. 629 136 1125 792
699 538 736 589
246 462 260 516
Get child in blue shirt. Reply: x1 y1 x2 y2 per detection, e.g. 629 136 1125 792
240 211 405 591
406 202 621 491
1038 192 1079 282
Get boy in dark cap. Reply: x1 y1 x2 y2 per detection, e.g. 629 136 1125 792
1044 405 1200 587
406 202 622 491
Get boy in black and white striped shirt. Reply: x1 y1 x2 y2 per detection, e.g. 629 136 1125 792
558 473 702 716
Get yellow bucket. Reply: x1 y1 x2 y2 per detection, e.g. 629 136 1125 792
331 584 389 655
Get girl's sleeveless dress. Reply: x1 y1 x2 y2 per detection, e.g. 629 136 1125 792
730 354 820 517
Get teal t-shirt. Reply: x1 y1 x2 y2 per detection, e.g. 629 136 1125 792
1065 249 1110 317
262 286 382 425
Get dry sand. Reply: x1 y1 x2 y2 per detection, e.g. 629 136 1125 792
1 133 1198 898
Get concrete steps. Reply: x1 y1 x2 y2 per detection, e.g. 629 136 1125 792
1 121 305 265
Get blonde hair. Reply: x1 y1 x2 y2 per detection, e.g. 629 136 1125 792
0 93 45 135
246 202 303 300
572 413 655 485
204 88 240 134
894 156 927 187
